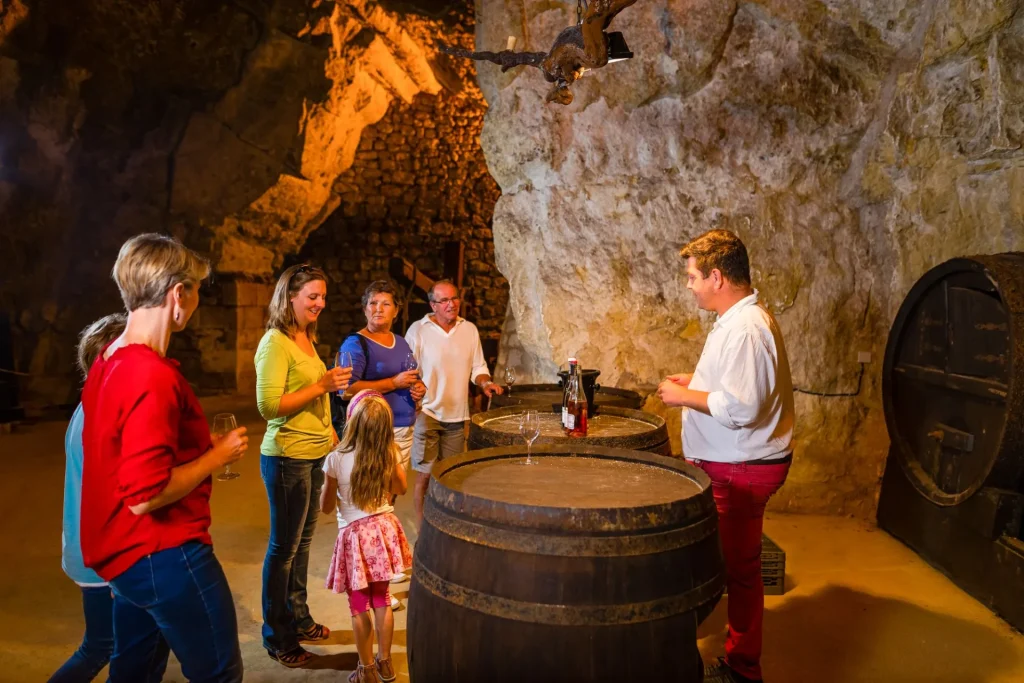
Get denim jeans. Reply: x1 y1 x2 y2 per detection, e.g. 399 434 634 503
107 542 242 683
261 454 325 653
47 585 118 683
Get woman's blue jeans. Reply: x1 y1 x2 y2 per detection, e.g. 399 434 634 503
107 541 242 683
260 454 325 654
47 585 120 683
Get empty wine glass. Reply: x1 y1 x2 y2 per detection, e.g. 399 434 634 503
404 352 419 374
335 350 352 370
520 409 540 465
212 413 241 481
504 366 516 394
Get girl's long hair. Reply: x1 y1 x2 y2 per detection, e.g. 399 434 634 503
266 264 327 343
341 395 397 512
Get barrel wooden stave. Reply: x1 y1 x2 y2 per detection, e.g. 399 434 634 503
469 405 672 456
882 253 1024 505
407 446 724 683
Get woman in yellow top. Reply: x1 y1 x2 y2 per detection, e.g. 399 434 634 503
255 264 351 668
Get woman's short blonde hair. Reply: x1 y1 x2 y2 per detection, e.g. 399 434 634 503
77 313 127 378
112 233 210 311
266 264 328 343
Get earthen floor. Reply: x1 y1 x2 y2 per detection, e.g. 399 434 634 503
1 395 1022 682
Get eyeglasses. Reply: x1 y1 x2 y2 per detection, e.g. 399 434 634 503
432 296 460 306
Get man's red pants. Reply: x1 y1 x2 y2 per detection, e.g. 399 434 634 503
691 458 790 681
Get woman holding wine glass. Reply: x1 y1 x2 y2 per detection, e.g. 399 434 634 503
337 281 426 487
255 264 352 668
79 234 248 682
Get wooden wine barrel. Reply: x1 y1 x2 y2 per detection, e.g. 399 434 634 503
468 405 672 456
489 383 644 410
882 253 1024 506
407 445 724 683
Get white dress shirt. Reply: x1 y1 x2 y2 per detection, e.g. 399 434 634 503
405 315 490 423
681 291 795 463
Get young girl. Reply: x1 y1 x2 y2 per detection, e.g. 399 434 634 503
321 390 412 683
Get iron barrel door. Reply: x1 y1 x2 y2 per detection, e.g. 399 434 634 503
882 255 1024 507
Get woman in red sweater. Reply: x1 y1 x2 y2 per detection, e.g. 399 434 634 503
81 233 248 683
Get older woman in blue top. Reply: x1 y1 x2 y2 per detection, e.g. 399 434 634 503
339 281 426 488
49 314 161 683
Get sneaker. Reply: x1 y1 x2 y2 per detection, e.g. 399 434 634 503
704 657 763 683
390 595 402 610
390 573 406 584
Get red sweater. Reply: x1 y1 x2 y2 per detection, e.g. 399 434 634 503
81 343 214 580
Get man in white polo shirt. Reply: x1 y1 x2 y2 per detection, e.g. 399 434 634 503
657 229 794 683
405 279 502 530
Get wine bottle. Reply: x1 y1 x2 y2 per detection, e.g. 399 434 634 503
561 357 577 430
566 360 588 437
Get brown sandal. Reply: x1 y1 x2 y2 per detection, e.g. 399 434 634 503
297 622 331 642
348 661 378 683
268 646 314 668
376 654 396 682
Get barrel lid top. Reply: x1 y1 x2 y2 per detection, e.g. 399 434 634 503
427 445 712 532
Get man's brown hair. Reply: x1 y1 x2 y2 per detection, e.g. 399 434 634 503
679 229 751 287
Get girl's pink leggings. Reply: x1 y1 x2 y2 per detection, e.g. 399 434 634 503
347 580 391 616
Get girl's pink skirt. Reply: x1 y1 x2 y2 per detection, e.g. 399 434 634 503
326 512 412 594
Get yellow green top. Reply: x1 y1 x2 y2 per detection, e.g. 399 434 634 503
255 328 332 460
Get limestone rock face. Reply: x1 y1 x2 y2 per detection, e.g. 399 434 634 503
477 0 1024 516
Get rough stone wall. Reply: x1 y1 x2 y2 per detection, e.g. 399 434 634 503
296 4 506 355
0 0 500 408
476 0 1024 517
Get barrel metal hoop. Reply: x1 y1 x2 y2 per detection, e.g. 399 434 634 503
423 503 719 557
412 563 724 626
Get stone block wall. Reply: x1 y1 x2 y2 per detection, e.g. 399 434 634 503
295 3 508 356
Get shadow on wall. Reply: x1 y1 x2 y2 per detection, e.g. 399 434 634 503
699 585 1020 683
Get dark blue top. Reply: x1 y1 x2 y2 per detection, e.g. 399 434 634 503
339 333 417 428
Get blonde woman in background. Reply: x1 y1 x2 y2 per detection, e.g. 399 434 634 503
256 264 352 668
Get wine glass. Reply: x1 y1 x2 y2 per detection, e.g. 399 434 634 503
504 366 516 395
403 352 419 374
212 413 241 481
520 409 541 465
335 350 352 370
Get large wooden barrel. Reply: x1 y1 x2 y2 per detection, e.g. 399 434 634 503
407 445 724 683
468 405 672 456
489 383 644 410
882 253 1024 506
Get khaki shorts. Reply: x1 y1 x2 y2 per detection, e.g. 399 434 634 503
394 426 414 471
411 412 466 474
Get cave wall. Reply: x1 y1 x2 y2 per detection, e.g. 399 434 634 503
0 0 501 410
296 2 507 355
476 0 1024 517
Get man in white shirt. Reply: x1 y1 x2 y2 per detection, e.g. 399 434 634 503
657 230 794 683
405 280 502 530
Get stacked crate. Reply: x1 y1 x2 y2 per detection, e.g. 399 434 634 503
722 534 787 596
760 534 786 596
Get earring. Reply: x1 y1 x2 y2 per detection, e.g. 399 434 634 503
174 310 182 325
